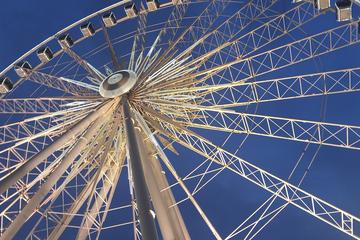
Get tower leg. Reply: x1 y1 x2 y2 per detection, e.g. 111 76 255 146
122 100 158 240
135 127 191 240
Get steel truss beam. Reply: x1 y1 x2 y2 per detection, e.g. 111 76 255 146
0 101 115 198
138 1 321 99
143 16 357 100
0 104 112 240
155 118 360 239
184 0 280 61
24 116 120 239
0 108 91 147
0 108 119 237
0 1 358 239
27 70 99 96
0 97 100 114
0 115 66 147
196 1 317 70
0 111 90 187
156 0 314 90
195 19 360 84
150 67 360 107
166 105 360 150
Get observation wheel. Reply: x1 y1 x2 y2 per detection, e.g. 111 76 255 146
0 0 360 239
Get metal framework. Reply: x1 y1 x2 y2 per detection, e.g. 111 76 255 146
0 0 359 239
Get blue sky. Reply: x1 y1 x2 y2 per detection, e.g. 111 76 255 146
0 1 359 239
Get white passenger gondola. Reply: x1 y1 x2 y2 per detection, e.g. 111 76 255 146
336 0 353 21
125 3 138 18
172 0 183 4
102 12 116 27
315 0 330 10
58 34 74 49
14 62 32 78
80 22 95 37
0 77 13 94
37 47 53 63
146 0 159 11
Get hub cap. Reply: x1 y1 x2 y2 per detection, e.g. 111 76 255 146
99 70 137 98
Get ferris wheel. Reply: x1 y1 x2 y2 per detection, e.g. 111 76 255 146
0 0 360 239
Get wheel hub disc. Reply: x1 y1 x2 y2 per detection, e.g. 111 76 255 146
99 70 137 98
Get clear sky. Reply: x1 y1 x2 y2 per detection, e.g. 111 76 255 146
0 1 359 239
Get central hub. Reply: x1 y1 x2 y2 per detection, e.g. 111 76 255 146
99 70 137 98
